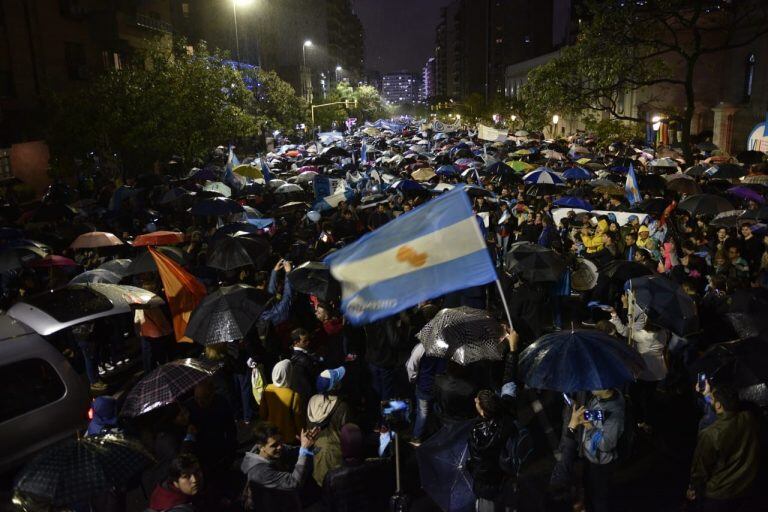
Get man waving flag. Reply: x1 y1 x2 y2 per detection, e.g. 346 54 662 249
325 188 496 324
625 162 642 206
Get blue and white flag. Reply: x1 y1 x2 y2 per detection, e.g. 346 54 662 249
224 146 243 190
360 141 368 164
625 162 641 206
260 157 273 182
325 188 496 324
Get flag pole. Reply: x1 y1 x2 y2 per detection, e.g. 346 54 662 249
495 278 515 330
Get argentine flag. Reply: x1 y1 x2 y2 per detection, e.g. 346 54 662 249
361 141 368 164
625 162 641 206
325 188 496 324
260 157 273 182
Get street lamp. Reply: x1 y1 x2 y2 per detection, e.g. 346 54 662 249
652 116 662 152
552 114 560 137
301 40 313 102
232 0 254 63
335 65 342 84
302 40 313 67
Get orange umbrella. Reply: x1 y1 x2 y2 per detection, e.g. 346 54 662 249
70 232 123 249
133 231 186 247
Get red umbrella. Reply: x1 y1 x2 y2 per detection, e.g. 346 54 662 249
27 255 78 268
133 231 186 247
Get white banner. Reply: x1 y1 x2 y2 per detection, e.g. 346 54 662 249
477 123 508 142
433 120 460 133
552 208 649 227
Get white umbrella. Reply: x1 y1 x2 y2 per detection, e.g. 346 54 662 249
203 181 231 197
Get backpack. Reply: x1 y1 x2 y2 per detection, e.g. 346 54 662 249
498 420 533 480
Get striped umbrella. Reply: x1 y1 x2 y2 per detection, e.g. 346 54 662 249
523 167 565 186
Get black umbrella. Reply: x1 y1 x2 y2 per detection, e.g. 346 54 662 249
287 261 340 302
186 284 266 345
14 434 152 507
519 329 646 392
416 420 476 512
208 234 271 271
31 204 77 223
190 197 244 216
627 275 699 335
704 163 745 179
666 178 702 195
631 197 672 217
693 338 768 406
321 146 351 158
677 194 734 217
504 242 565 282
121 358 220 417
417 307 505 365
740 205 768 222
638 174 666 191
125 247 187 276
0 246 46 272
736 150 766 166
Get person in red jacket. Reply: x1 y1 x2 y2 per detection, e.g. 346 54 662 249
148 454 201 512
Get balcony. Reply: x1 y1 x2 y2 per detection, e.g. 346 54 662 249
135 13 172 34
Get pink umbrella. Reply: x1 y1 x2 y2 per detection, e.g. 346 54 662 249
70 232 123 249
27 255 78 268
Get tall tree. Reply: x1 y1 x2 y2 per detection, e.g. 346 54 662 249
48 41 256 176
523 0 768 161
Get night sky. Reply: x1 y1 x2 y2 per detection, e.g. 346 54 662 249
353 0 455 74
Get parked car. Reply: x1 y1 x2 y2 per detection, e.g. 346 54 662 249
0 284 159 472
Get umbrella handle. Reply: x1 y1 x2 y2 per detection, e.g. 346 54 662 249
394 431 401 494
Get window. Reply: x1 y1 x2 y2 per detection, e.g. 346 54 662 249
0 359 65 423
745 53 756 101
65 42 86 80
24 287 113 323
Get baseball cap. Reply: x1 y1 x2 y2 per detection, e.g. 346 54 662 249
316 366 346 394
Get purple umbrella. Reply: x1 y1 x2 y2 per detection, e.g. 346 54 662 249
727 186 765 204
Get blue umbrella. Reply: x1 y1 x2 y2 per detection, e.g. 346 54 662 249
562 166 592 181
523 167 564 186
416 420 476 512
520 330 646 392
390 179 425 192
625 275 699 335
486 161 514 175
553 196 593 211
436 165 459 176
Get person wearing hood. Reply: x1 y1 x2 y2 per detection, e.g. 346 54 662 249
85 396 120 436
241 422 319 512
148 453 201 512
260 359 305 442
306 366 351 486
580 219 608 254
636 225 660 260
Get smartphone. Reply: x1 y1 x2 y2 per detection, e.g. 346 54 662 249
698 372 707 391
584 409 605 422
562 393 573 406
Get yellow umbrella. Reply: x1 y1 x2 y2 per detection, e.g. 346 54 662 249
363 127 381 137
411 167 437 182
505 160 534 172
577 157 592 165
513 149 532 156
233 164 263 180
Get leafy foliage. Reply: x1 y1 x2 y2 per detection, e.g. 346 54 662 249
244 68 308 134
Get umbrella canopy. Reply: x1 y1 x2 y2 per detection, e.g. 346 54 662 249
736 150 766 165
416 420 476 512
391 179 425 192
486 161 514 175
190 197 244 216
185 284 266 345
593 184 624 196
648 157 679 168
14 434 152 507
287 262 340 302
704 163 746 179
571 257 598 291
504 242 565 282
507 160 535 173
519 330 646 392
542 149 565 160
233 164 263 180
710 209 747 228
207 235 271 271
417 307 505 365
523 167 564 186
626 275 699 335
436 165 459 176
97 259 133 277
727 186 765 204
160 187 194 205
562 167 592 181
27 255 78 268
125 247 187 276
31 204 77 223
678 194 735 217
70 232 123 249
553 196 592 211
412 167 437 182
742 174 768 186
203 181 231 197
0 246 46 272
666 176 702 195
133 231 186 247
121 358 220 417
694 338 768 406
69 269 122 285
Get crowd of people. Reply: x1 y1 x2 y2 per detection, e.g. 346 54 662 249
4 122 768 512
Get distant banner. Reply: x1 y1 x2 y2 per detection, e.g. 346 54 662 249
314 175 332 199
433 120 460 133
477 124 508 142
552 208 648 227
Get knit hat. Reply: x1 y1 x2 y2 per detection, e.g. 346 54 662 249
638 225 650 234
316 366 346 395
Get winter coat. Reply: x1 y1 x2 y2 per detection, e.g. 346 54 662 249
241 447 311 512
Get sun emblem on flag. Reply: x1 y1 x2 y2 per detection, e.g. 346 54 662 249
396 245 428 268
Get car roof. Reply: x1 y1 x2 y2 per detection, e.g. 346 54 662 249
0 313 35 342
7 284 160 336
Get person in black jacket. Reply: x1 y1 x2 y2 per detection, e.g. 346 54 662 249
289 328 323 407
467 327 523 512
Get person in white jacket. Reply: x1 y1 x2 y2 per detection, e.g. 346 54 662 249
608 294 669 432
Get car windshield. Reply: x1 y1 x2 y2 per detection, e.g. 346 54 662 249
23 288 113 322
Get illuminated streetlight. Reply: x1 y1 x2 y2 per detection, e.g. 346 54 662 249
552 114 560 125
652 115 662 123
232 0 255 63
302 40 313 66
511 114 517 121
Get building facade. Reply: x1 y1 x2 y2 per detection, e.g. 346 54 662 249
381 71 419 105
422 57 436 102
